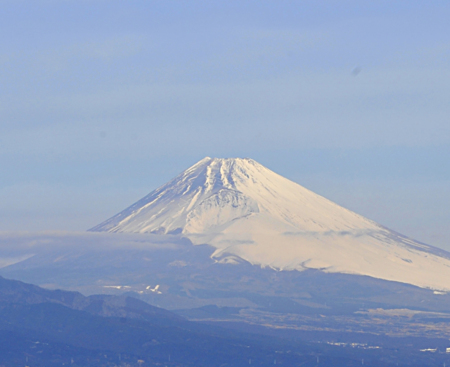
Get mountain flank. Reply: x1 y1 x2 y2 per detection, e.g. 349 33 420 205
91 157 450 290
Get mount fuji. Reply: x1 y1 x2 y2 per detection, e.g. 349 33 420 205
91 157 450 291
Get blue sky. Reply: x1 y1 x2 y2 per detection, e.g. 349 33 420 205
1 1 449 249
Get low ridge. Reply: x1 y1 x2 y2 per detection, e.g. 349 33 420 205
91 157 450 291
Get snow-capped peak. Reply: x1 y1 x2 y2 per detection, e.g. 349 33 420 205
91 157 379 235
90 157 450 291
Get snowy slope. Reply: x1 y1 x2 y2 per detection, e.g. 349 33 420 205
91 157 450 291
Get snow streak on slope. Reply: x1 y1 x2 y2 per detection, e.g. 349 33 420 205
91 157 450 291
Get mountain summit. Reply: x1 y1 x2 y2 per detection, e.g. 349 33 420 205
91 157 450 290
91 157 380 235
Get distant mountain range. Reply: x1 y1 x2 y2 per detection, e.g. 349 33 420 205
0 275 314 366
91 157 450 291
1 275 450 367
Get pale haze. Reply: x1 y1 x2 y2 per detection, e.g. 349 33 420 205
0 1 449 250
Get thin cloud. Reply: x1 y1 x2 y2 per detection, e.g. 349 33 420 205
0 231 184 253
